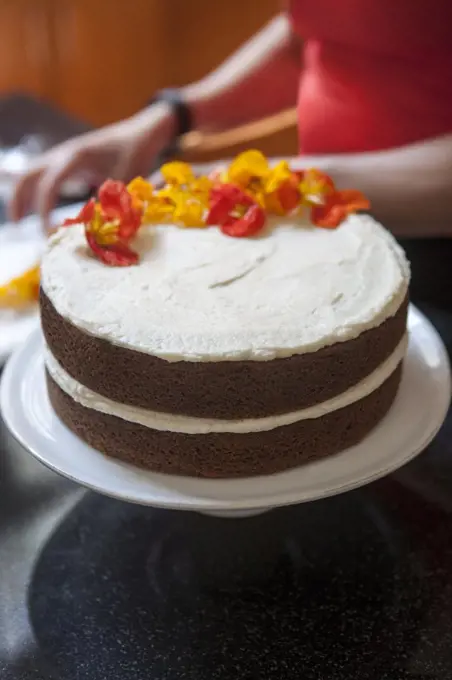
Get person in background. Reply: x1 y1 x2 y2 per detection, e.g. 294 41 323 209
9 1 452 238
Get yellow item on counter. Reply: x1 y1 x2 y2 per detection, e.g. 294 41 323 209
0 265 40 309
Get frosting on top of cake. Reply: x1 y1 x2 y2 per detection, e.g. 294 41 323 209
41 214 409 362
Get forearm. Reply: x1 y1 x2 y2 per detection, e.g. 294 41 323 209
181 14 301 132
290 135 452 238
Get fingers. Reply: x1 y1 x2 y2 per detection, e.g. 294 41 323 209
113 135 143 183
9 142 93 232
36 148 87 232
9 167 43 223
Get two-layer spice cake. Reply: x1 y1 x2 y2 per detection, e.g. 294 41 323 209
40 151 410 477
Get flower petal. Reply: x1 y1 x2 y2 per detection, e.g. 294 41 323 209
220 204 266 237
85 231 139 266
63 198 96 226
335 189 370 212
127 177 154 202
311 201 348 228
160 161 194 186
227 149 269 187
264 160 292 194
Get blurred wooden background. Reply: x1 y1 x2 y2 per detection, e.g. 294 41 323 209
0 0 278 124
0 0 298 158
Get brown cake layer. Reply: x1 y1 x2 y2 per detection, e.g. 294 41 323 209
41 291 408 420
46 362 403 479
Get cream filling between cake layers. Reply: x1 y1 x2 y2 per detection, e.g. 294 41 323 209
45 334 407 434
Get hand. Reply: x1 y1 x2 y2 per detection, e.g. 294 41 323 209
9 102 175 231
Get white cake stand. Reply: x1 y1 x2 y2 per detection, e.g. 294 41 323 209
1 305 450 518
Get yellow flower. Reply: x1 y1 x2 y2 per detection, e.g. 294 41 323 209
160 161 194 186
84 205 119 245
0 264 40 309
264 161 293 194
173 196 206 228
190 176 213 205
150 185 206 227
127 177 154 202
223 153 300 215
226 150 270 187
93 223 120 245
299 169 335 206
143 198 175 224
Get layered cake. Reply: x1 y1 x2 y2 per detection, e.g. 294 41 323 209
40 151 410 478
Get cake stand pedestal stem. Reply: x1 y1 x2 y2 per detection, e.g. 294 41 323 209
146 506 287 595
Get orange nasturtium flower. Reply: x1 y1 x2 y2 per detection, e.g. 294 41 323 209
223 151 302 216
127 176 155 204
145 170 213 228
206 183 266 237
155 186 207 227
263 161 300 215
226 149 270 187
311 189 371 228
63 180 143 266
160 161 195 186
298 168 335 206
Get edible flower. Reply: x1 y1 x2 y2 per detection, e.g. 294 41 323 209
311 189 371 228
264 161 300 214
225 151 297 214
298 168 335 206
136 166 213 228
222 151 332 217
172 191 206 227
207 183 266 237
160 161 195 186
63 180 142 266
0 150 371 306
127 176 155 204
226 149 270 187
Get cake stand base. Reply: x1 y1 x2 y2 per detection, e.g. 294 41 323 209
1 305 450 515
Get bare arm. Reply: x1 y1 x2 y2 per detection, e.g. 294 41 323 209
10 13 301 225
182 14 301 132
289 135 452 238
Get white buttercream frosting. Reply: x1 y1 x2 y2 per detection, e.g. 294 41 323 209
45 334 407 434
41 214 409 362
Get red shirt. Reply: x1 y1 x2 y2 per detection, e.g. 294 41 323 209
289 0 452 154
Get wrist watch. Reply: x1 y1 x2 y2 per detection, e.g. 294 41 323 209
148 88 193 161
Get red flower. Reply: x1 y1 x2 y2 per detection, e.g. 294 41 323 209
220 205 266 237
63 198 96 226
276 176 300 213
311 190 370 228
98 180 142 241
85 232 139 267
206 183 266 238
62 182 144 266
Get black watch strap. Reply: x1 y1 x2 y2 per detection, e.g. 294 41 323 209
149 88 193 138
